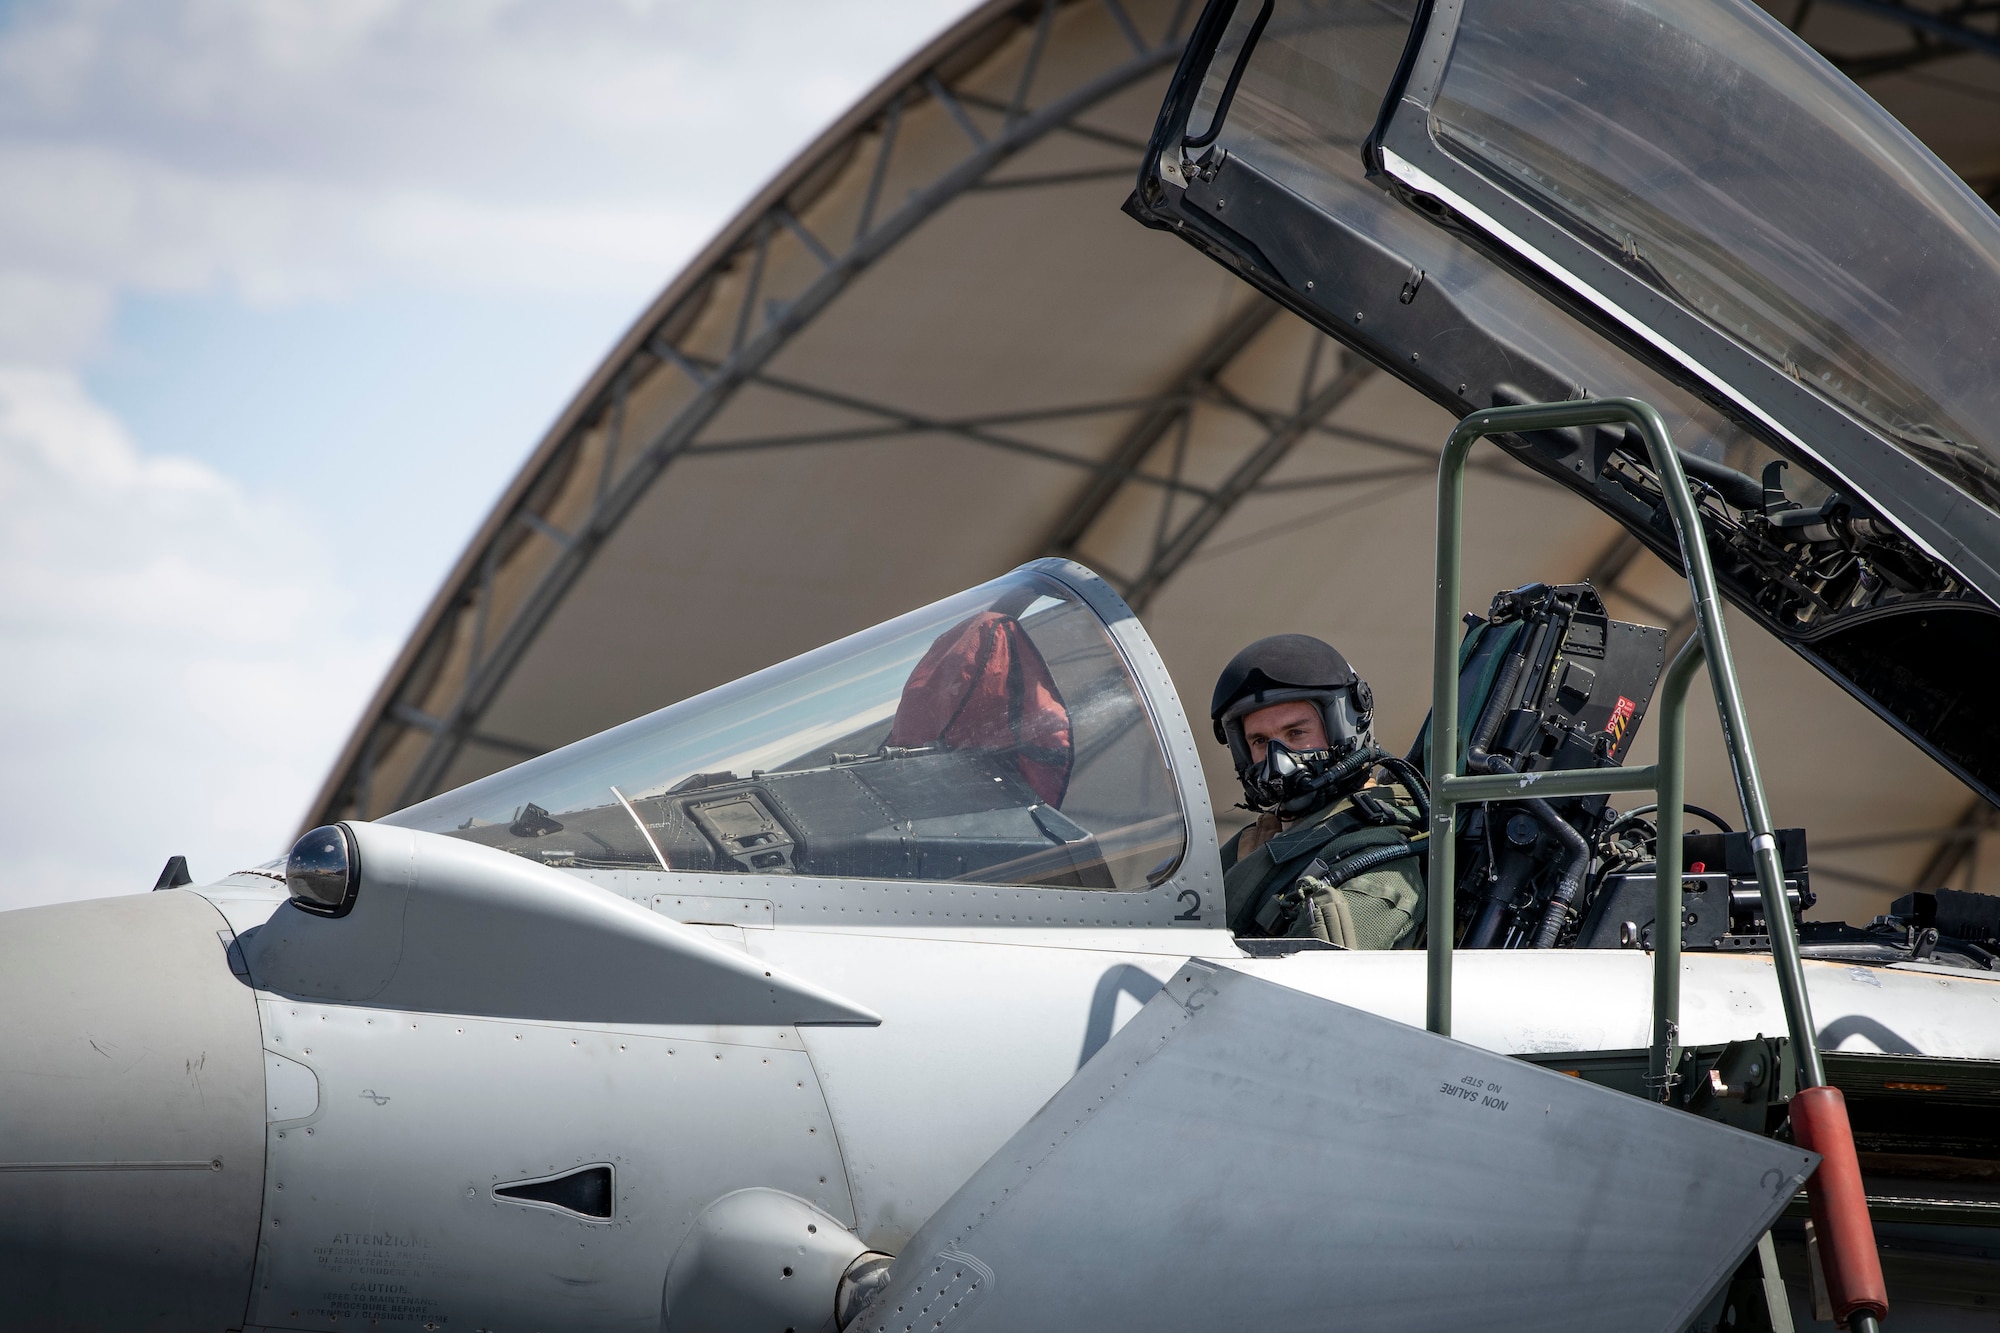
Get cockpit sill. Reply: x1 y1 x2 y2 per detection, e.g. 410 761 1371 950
201 855 2000 974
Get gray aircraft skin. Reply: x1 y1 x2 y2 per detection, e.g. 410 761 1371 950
8 0 2000 1330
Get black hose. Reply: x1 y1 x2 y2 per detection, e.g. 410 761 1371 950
1463 742 1591 949
1318 840 1422 888
1465 643 1528 772
1321 744 1383 793
1611 802 1736 834
1261 838 1422 937
1375 754 1430 826
1528 797 1592 948
1609 425 1762 510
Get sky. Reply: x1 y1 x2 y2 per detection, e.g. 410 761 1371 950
0 0 969 908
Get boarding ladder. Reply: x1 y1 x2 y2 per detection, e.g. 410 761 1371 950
1427 400 1887 1330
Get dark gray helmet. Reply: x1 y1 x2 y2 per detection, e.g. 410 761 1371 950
1211 634 1374 810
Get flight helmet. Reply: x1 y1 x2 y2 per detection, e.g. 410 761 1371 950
1210 634 1374 812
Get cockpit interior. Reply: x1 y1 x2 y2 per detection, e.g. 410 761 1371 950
388 570 1188 893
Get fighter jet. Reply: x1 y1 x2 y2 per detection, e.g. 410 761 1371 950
7 0 2000 1329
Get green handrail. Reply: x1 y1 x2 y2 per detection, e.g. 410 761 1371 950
1649 637 1706 1097
1426 398 1825 1094
1429 397 1886 1329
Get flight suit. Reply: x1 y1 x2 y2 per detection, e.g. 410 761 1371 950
1221 783 1427 949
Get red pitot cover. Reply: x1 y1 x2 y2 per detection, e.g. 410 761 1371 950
887 611 1073 806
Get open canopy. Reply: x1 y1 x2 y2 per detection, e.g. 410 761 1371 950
1132 0 2000 804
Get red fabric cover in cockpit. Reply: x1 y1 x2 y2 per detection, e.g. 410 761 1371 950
887 611 1073 806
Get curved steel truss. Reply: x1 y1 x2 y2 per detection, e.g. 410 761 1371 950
311 0 1202 825
1801 0 2000 76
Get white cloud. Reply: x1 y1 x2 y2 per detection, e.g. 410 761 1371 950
0 0 968 904
0 368 391 905
0 266 112 365
0 0 966 361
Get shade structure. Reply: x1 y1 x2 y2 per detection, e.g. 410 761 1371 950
309 0 2000 923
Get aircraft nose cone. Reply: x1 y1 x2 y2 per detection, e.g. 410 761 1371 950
0 890 266 1330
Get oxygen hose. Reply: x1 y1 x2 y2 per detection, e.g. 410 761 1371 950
1313 748 1430 823
1265 838 1425 938
1295 743 1390 810
1373 754 1430 825
1316 840 1423 888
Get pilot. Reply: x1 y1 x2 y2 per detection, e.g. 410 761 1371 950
1211 634 1429 949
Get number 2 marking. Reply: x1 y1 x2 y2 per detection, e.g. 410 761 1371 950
1174 889 1202 922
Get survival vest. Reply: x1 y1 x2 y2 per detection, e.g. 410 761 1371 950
1222 783 1428 950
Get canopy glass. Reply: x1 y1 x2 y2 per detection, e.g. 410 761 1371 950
1177 0 1792 487
1133 0 2000 803
1434 0 2000 514
384 569 1187 891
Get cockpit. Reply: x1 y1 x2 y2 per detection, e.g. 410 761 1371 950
385 566 1189 893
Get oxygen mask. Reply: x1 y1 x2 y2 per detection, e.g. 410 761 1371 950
1238 737 1371 815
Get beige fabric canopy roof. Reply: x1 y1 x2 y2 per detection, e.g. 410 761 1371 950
309 0 2000 923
